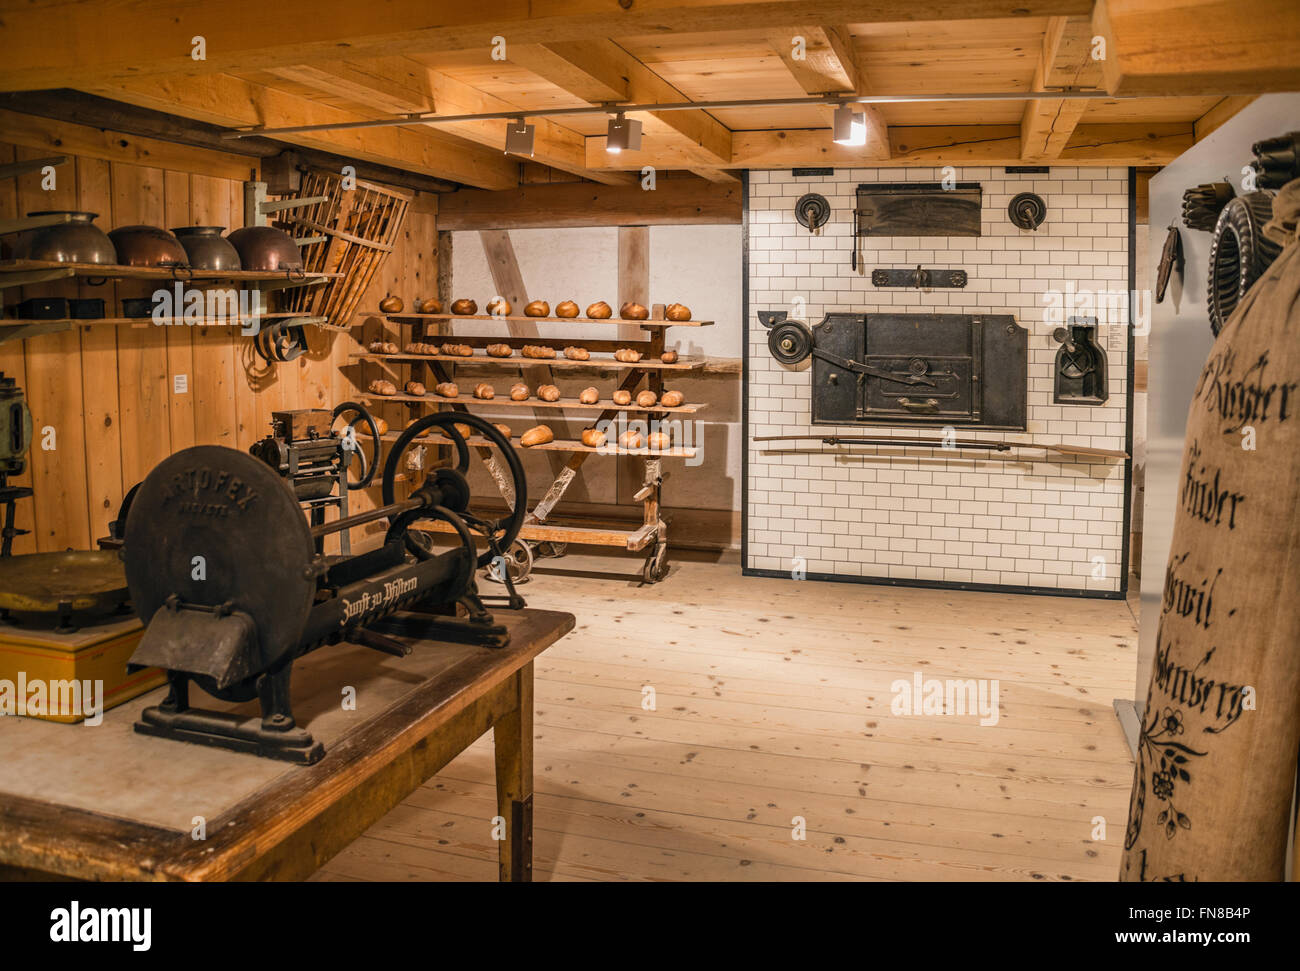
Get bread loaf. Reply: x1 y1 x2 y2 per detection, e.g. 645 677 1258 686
555 300 579 318
563 346 590 360
486 297 511 316
473 383 494 400
450 298 477 315
442 343 474 357
486 343 513 357
665 303 692 321
579 386 599 404
614 348 643 363
434 382 459 398
636 390 657 408
368 378 397 396
660 349 679 364
493 423 512 439
379 294 403 313
538 384 561 402
520 425 554 447
660 390 685 408
586 301 611 319
648 431 670 450
509 383 530 401
417 297 442 314
368 340 399 355
612 389 632 406
581 427 607 448
524 300 550 317
619 429 643 449
373 418 389 436
405 380 426 396
439 422 474 441
619 302 649 320
522 344 557 359
405 418 432 439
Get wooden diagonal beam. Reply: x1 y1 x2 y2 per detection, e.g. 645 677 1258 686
267 57 435 114
1021 16 1105 161
85 75 519 190
0 2 1094 92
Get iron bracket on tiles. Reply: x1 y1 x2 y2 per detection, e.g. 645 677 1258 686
871 266 968 289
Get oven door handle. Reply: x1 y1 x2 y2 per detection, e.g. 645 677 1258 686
812 347 936 386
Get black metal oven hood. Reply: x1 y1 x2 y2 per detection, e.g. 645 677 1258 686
759 311 1028 429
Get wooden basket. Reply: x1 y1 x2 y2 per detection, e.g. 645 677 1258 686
275 169 413 329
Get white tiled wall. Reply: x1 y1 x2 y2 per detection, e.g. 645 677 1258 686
746 166 1131 594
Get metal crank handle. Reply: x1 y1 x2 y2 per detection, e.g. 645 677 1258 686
897 398 940 413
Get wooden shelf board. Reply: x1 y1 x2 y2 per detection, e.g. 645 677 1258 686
413 518 656 550
352 351 703 371
0 313 325 327
0 259 338 283
363 431 697 459
361 311 712 327
357 393 706 414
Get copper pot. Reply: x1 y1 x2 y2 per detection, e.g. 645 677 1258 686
12 211 116 264
226 226 303 272
171 226 241 271
108 225 189 268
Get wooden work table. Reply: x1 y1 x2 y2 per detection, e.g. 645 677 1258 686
0 607 574 882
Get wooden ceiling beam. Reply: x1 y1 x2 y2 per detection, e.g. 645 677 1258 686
1020 16 1104 162
0 2 1094 92
84 75 520 190
1093 0 1300 96
765 24 888 160
508 41 629 103
266 57 436 114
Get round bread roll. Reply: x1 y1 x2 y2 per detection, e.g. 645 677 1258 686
520 425 554 447
486 297 511 316
619 429 643 449
473 383 494 400
450 298 477 315
493 423 512 439
434 382 459 398
405 380 426 396
614 348 643 363
373 418 388 436
486 343 513 357
509 384 530 401
438 422 474 442
524 300 550 317
405 418 432 439
586 301 612 319
635 390 658 408
660 390 685 408
417 297 442 314
648 431 670 450
579 386 599 404
379 294 403 313
612 389 632 406
563 346 590 361
555 300 579 318
665 303 692 321
581 427 607 448
660 349 679 364
368 378 397 396
538 384 561 402
619 302 649 320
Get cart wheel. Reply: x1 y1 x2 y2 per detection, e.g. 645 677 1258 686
536 541 568 559
486 538 533 584
642 542 669 583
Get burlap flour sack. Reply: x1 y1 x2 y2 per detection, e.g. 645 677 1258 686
1121 180 1300 881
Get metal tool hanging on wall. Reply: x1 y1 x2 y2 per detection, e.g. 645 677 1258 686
1248 131 1300 189
1007 192 1047 231
1156 225 1184 304
1052 316 1109 405
795 193 830 234
1207 189 1281 335
1182 180 1235 231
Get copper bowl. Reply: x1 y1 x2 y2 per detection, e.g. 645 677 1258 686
12 211 116 264
226 226 303 272
108 225 189 268
172 226 241 271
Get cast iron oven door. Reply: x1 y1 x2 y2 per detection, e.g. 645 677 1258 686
808 312 1027 429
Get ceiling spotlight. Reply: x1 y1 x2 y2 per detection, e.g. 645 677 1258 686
504 117 535 156
832 105 867 147
606 112 643 153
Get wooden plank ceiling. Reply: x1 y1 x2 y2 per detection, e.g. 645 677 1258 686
2 0 1296 190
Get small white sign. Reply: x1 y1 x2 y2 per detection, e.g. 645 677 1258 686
173 374 188 394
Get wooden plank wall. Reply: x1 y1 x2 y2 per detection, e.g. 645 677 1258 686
0 133 437 554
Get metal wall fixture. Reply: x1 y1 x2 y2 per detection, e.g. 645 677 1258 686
1007 192 1047 230
795 193 831 233
871 267 968 289
1052 317 1109 405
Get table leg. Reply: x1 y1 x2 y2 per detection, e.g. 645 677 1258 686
494 661 534 882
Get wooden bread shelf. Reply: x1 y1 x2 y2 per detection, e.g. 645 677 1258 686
358 392 706 414
1 313 326 328
353 351 703 371
0 258 338 287
365 311 712 327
